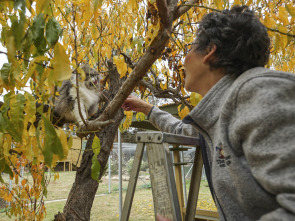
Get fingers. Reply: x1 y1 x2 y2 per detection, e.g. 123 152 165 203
156 214 172 221
122 95 138 111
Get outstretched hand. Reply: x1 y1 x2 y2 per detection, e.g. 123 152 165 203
122 95 153 115
156 214 172 221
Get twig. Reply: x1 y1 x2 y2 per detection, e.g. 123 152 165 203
72 4 88 128
0 51 52 69
177 4 295 38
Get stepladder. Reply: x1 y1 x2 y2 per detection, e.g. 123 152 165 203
121 132 215 221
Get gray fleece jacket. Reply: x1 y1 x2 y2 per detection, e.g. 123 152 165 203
148 67 295 221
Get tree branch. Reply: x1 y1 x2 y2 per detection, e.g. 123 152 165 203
174 0 200 20
157 0 170 29
176 4 295 38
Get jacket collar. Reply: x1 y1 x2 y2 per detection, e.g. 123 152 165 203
183 74 237 131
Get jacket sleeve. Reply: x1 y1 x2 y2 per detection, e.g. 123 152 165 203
232 75 295 220
148 107 198 137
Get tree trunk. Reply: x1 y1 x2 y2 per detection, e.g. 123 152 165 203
54 61 124 221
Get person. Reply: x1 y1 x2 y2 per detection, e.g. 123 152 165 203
122 5 295 221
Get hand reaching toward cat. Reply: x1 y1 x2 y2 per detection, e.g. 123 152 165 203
122 95 153 115
156 214 172 221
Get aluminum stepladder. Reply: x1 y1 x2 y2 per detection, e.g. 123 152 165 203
120 132 205 221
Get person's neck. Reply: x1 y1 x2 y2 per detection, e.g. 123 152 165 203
197 69 226 96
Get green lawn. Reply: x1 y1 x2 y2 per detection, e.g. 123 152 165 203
0 171 216 220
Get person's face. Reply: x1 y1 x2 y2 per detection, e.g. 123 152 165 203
183 47 206 93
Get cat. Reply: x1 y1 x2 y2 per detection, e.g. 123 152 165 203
54 64 102 127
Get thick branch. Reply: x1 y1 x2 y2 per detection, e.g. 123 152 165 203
157 0 170 28
85 35 171 132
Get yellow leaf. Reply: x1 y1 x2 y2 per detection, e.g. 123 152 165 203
213 0 223 10
190 92 202 106
160 82 167 90
123 111 133 129
286 4 295 18
136 112 146 121
21 179 27 187
277 25 288 48
113 55 127 78
54 172 59 181
36 0 50 15
52 43 72 81
56 128 69 160
6 36 17 65
178 105 189 120
278 6 289 25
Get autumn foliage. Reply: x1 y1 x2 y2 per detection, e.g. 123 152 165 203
0 0 294 220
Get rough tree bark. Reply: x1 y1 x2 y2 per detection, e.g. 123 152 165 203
54 0 199 220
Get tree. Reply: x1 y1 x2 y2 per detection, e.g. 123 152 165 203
0 0 294 220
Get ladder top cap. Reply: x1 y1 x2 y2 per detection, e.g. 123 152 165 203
136 132 199 146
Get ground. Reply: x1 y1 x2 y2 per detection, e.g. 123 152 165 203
0 171 216 220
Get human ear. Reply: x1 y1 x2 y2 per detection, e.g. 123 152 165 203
202 44 217 64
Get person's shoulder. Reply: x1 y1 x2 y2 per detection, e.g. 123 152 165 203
227 67 295 93
223 67 295 107
235 67 295 85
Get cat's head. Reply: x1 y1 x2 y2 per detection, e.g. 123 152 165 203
73 64 102 90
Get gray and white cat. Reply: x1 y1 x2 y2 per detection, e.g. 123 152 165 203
54 64 102 127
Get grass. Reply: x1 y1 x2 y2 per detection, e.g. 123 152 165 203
0 171 216 220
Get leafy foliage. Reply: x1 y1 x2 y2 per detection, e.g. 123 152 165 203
0 0 294 220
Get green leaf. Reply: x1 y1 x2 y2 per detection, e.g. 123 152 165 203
41 175 47 197
46 18 62 47
0 174 4 183
11 11 25 50
91 154 101 182
92 135 101 156
21 29 33 60
0 156 13 178
31 14 45 44
0 114 7 133
0 63 11 86
9 93 25 142
42 116 64 166
14 0 25 10
31 13 47 54
91 135 101 182
3 163 13 177
0 132 4 149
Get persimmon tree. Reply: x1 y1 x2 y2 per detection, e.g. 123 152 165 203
0 0 294 220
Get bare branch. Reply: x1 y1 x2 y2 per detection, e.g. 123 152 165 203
174 0 200 20
0 51 52 69
176 3 295 38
